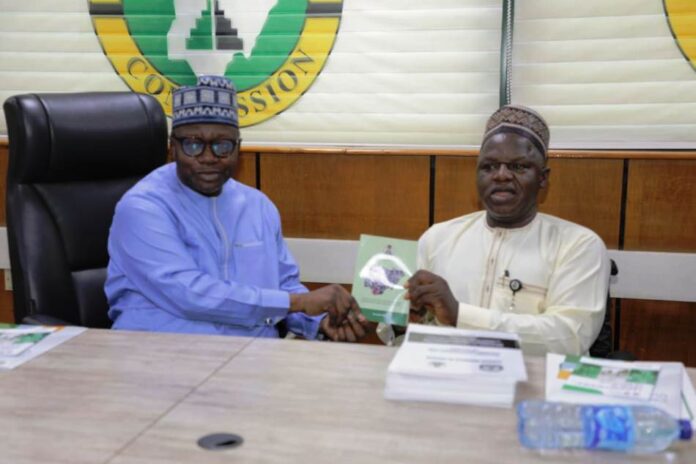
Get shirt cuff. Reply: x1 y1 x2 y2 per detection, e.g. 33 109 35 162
257 289 291 320
455 302 494 330
286 312 324 340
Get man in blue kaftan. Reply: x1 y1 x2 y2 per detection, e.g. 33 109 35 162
106 76 367 342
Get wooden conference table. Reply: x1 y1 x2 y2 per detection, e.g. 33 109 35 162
2 329 694 464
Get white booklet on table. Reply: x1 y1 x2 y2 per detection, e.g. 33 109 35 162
545 352 695 425
0 325 86 370
385 324 528 408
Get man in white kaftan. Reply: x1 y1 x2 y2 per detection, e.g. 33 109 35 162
407 105 609 356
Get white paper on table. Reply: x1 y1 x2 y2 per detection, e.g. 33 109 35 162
0 325 86 370
680 365 696 428
0 326 57 356
561 357 661 401
388 324 528 382
545 353 684 419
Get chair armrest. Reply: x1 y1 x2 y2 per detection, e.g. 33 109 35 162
21 314 72 326
606 351 637 362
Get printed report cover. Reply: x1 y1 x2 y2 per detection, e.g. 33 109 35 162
384 324 527 407
559 355 660 401
545 353 686 419
351 235 417 326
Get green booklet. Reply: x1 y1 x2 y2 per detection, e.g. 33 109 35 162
351 234 417 326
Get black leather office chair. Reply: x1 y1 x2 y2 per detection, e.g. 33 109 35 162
589 259 636 360
3 92 168 327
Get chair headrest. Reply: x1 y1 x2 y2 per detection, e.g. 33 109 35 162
3 92 168 183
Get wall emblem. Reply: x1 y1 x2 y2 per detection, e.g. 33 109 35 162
664 0 696 72
88 0 342 126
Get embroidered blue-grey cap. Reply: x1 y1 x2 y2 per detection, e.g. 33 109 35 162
171 75 238 128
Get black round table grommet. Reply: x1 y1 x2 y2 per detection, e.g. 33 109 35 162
197 433 244 450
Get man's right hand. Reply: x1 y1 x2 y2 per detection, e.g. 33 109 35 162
289 284 361 326
405 270 459 326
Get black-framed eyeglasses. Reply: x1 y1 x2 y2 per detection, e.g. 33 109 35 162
171 136 241 158
478 161 537 174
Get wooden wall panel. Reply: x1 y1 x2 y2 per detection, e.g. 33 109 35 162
620 160 696 367
234 152 257 188
0 289 13 324
260 154 430 240
625 159 696 251
433 156 623 248
433 157 480 223
619 299 696 366
540 159 623 249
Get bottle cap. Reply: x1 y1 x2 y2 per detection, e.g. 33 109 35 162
678 420 693 440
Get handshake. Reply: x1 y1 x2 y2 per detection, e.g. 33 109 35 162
290 284 370 342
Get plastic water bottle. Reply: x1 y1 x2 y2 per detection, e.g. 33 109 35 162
517 400 692 453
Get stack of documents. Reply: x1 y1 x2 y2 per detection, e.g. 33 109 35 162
384 324 528 408
546 353 696 424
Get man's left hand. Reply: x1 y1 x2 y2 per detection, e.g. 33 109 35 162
319 310 370 342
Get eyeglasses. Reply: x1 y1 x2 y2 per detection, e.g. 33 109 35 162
478 161 537 174
171 136 240 158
